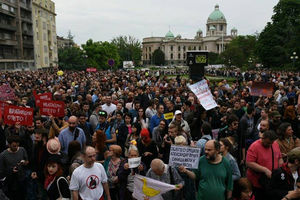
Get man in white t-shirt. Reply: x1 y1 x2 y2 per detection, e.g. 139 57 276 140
70 146 111 200
102 96 116 116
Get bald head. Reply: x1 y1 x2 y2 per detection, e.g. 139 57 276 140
68 116 78 131
84 146 96 167
151 159 165 176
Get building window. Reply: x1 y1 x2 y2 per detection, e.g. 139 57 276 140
220 25 223 31
1 4 9 11
183 46 185 51
43 22 46 29
36 32 38 39
205 46 207 50
183 53 186 59
149 47 151 52
178 53 181 59
149 54 151 60
44 45 47 52
199 46 201 50
45 56 48 64
170 53 173 59
43 33 46 41
171 46 173 51
145 54 147 59
178 46 180 51
194 46 196 50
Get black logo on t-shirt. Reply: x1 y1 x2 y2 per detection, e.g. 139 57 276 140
86 175 99 189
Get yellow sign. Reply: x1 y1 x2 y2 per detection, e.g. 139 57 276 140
164 112 174 120
195 55 207 64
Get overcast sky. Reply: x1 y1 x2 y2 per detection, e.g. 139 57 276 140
53 0 279 45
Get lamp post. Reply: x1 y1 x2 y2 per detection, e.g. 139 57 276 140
290 52 298 68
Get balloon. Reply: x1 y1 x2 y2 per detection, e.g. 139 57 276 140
57 70 64 76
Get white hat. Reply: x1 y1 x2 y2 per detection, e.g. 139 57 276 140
175 110 182 115
46 138 61 154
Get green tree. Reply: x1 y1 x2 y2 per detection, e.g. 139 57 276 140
256 0 300 69
220 35 257 68
58 47 86 70
82 39 120 70
111 35 142 67
152 49 165 66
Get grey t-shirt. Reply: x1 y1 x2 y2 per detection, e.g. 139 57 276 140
0 147 28 180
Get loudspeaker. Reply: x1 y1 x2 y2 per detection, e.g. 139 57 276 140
187 51 208 81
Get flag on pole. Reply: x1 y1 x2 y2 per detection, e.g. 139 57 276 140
133 175 176 200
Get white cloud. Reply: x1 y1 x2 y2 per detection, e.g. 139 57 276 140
53 0 279 45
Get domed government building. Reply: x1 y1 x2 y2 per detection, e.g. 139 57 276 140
142 4 238 65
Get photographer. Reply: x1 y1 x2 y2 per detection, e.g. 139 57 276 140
0 135 29 200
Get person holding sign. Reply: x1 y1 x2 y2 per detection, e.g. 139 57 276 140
117 146 146 200
179 140 233 200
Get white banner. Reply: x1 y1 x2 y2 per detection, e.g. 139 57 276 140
188 80 217 110
168 145 201 169
128 157 141 168
133 175 176 200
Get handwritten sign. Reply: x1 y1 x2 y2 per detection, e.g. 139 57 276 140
169 145 201 169
4 105 33 126
164 112 174 120
188 80 217 110
0 84 15 101
250 82 274 98
35 92 52 107
128 157 141 168
39 100 65 117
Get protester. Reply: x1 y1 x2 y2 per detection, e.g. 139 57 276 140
232 177 255 200
179 140 233 200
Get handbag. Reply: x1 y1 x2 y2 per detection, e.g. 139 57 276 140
259 145 274 190
56 177 70 200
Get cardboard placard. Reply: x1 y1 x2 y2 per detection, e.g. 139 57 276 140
35 92 52 107
250 82 274 98
128 157 141 168
169 145 201 169
4 105 33 126
39 100 65 117
163 112 174 120
188 80 217 110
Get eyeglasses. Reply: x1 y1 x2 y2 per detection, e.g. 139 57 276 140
99 111 106 115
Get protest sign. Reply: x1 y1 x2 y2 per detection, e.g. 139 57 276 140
4 105 33 126
188 80 217 110
86 68 97 72
128 157 141 168
163 112 174 120
0 84 15 101
250 82 274 97
133 175 175 200
39 100 65 117
169 145 201 169
0 101 10 119
35 92 52 107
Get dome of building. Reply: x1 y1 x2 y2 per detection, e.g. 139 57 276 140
197 29 203 33
165 30 174 38
208 4 226 21
231 27 237 31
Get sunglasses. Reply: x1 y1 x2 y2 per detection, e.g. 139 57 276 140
99 111 106 115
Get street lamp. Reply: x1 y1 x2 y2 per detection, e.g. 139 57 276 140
290 52 298 68
248 58 253 68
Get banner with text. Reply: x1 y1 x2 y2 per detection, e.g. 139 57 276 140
86 68 97 72
133 175 175 200
188 80 217 110
169 145 201 169
250 82 274 98
40 100 65 117
0 84 15 101
35 92 52 107
4 105 33 126
0 101 10 119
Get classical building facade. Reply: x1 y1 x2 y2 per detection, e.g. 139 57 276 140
57 35 74 49
142 4 238 65
32 0 58 68
0 0 35 70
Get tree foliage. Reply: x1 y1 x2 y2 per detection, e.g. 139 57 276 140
111 35 142 67
82 39 120 70
58 47 86 70
256 0 300 68
221 35 257 68
152 49 165 66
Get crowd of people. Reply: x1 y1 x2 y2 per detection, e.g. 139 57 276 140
0 68 299 200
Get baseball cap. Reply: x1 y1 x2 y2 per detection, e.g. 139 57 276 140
175 110 182 115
